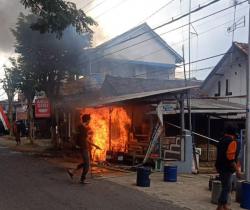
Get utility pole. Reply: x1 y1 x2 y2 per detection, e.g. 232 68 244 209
246 0 250 182
188 0 192 131
240 3 250 209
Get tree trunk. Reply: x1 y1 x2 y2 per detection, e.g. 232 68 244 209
8 99 14 137
50 100 59 148
27 99 34 144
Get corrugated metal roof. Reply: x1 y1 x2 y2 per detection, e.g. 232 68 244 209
189 99 245 113
101 75 202 97
161 98 245 114
82 85 198 108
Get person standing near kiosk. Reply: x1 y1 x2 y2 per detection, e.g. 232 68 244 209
215 126 241 210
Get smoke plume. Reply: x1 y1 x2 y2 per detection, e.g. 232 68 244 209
0 0 106 53
0 0 25 53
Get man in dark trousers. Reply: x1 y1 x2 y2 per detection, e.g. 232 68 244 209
215 126 241 210
67 114 100 184
14 121 21 145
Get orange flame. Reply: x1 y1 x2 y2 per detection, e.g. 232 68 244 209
80 106 131 161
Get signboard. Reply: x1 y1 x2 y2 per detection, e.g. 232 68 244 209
158 103 177 114
16 107 28 120
35 98 51 118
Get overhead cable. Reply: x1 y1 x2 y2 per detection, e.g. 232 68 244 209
78 0 247 67
94 0 130 19
139 0 177 24
85 0 108 13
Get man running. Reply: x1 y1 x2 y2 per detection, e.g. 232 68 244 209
67 114 100 184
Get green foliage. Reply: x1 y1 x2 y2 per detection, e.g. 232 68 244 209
12 13 91 100
1 58 20 136
1 58 20 100
20 0 97 38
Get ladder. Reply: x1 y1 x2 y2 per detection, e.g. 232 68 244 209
142 122 163 164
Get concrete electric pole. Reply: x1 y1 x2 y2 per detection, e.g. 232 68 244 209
241 1 250 209
246 0 250 182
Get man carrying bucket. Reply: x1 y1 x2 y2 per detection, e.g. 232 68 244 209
215 126 241 210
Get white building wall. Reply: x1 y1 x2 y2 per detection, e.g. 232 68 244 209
204 52 247 105
101 27 177 65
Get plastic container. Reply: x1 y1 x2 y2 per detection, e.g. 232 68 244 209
235 180 244 203
136 167 151 187
211 180 222 204
164 165 177 182
240 181 250 209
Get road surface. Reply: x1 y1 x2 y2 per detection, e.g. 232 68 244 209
0 144 186 210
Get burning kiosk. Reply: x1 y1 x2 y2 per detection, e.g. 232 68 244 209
61 85 198 173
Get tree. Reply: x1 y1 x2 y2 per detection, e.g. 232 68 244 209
12 13 92 146
17 57 38 144
20 0 97 38
1 58 20 136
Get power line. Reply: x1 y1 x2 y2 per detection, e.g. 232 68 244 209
133 51 232 78
139 0 177 24
93 0 223 53
82 51 247 89
85 0 108 13
175 66 214 74
135 2 248 59
131 13 246 61
78 0 247 67
78 0 95 10
92 0 180 46
87 51 232 81
177 51 231 67
94 0 130 19
150 54 246 78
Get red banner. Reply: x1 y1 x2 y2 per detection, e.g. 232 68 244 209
35 98 51 118
0 105 10 130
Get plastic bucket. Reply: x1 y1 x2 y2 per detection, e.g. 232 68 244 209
164 165 177 182
240 181 250 209
235 180 244 203
136 167 151 187
211 180 222 204
211 180 231 204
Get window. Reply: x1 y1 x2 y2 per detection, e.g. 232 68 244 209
226 79 232 96
214 81 221 97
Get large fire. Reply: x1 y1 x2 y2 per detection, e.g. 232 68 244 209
80 106 131 161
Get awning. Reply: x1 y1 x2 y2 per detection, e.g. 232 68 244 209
61 85 199 109
89 86 198 107
159 98 246 115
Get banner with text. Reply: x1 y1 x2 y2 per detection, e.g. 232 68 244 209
35 98 51 118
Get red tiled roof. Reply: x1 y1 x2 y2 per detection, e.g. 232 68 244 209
235 42 248 55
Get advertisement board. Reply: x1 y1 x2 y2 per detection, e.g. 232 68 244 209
16 107 28 120
35 98 51 118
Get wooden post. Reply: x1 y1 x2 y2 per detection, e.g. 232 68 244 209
207 115 211 161
109 107 112 151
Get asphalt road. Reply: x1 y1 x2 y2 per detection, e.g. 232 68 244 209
0 145 186 210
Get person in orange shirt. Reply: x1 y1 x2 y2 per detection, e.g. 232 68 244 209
215 126 241 210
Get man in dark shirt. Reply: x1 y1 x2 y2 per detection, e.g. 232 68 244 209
67 114 100 184
215 126 240 210
14 121 21 145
